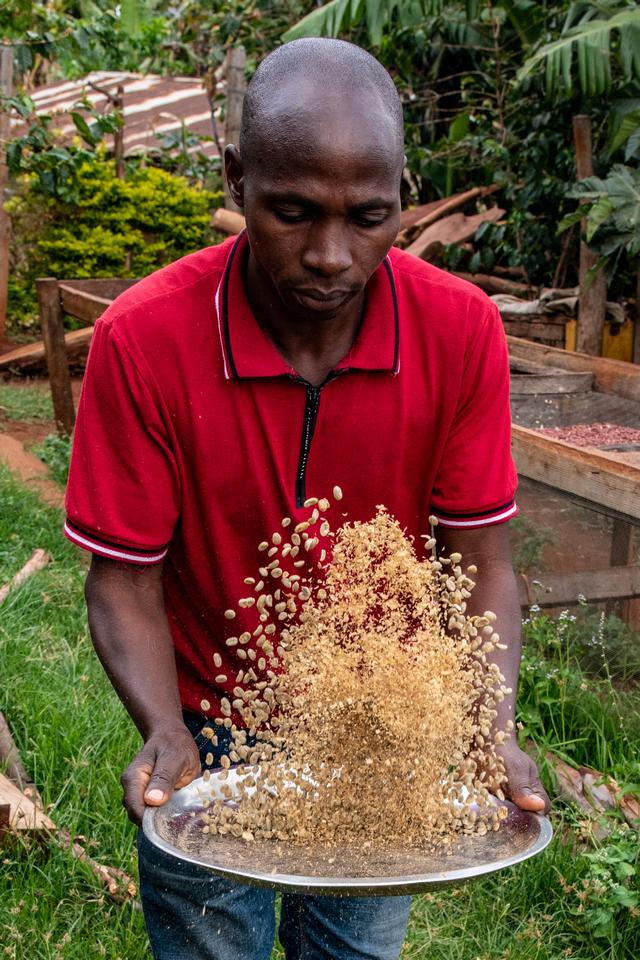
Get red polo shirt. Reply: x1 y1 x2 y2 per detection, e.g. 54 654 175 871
65 232 517 714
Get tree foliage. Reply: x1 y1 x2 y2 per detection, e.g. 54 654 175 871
7 157 222 329
518 4 640 97
2 0 639 301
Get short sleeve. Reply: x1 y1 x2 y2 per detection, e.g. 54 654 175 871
64 319 180 563
429 302 517 528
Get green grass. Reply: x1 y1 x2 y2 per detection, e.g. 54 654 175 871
0 383 53 423
1 465 638 959
0 466 147 959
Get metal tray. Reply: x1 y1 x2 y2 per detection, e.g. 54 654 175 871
143 770 553 896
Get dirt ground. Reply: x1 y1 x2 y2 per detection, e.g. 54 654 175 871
0 376 83 449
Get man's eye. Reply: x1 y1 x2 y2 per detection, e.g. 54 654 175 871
274 209 308 223
354 215 388 227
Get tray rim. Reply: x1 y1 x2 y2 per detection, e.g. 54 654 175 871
142 775 553 896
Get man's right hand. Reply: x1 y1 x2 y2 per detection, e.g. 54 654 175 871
121 724 201 826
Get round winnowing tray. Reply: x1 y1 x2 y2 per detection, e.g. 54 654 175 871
142 770 553 897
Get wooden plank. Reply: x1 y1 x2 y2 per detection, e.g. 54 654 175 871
36 278 75 435
608 518 639 629
512 424 640 521
58 284 112 324
518 565 640 609
0 44 13 341
507 336 640 404
0 772 55 834
223 46 246 212
0 326 94 372
503 321 565 342
510 370 593 395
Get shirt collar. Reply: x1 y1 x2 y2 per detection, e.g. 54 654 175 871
214 231 400 380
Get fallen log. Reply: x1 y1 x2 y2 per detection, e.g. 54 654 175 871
0 714 137 903
0 549 51 606
57 829 138 903
405 207 505 261
453 272 534 298
0 771 55 834
0 325 94 373
211 208 246 235
545 752 640 836
0 710 42 805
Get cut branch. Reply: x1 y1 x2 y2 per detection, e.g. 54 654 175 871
0 549 51 606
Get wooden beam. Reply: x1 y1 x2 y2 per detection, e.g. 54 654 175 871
58 284 111 324
518 564 640 609
510 370 593 395
507 336 640 404
0 44 13 342
572 115 607 356
36 278 76 436
512 424 640 521
57 278 138 299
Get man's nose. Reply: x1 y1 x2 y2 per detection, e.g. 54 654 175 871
301 221 352 276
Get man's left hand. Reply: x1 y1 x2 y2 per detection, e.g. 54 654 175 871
496 742 550 813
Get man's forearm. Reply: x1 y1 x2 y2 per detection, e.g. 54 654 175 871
85 556 184 739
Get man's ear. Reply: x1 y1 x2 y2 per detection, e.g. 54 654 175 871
224 145 245 210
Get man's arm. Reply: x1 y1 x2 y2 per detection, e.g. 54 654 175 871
85 555 201 825
434 523 550 813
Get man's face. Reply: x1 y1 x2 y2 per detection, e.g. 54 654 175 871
228 100 402 322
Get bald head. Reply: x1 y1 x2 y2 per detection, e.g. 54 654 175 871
239 38 404 173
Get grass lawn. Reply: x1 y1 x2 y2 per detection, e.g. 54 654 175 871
0 464 638 959
0 384 53 423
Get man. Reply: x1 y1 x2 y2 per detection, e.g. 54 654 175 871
65 38 549 960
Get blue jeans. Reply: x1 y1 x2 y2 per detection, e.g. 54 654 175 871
137 713 411 960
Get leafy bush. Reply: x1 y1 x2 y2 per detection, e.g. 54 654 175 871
34 433 72 486
519 608 640 780
7 156 223 331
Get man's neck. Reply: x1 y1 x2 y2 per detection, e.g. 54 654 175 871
244 255 365 386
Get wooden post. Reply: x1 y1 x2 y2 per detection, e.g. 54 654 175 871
36 278 75 436
608 518 639 630
114 84 125 179
0 44 13 344
223 46 246 212
634 259 640 364
572 115 607 357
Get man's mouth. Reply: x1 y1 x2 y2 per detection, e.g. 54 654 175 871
292 287 354 308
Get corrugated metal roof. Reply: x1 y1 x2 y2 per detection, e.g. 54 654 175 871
13 71 223 158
